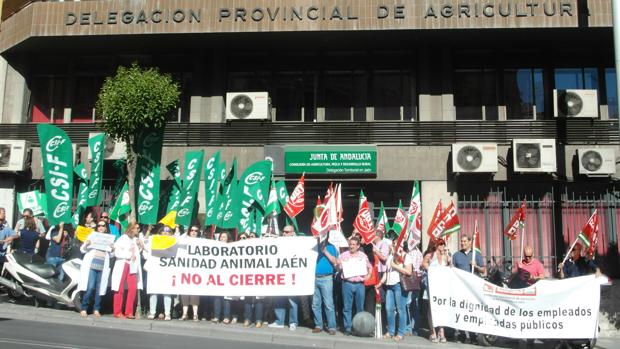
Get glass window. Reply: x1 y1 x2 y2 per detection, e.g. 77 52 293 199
554 68 599 89
605 68 618 119
454 69 497 120
504 69 545 119
272 72 315 122
372 71 411 121
324 71 366 121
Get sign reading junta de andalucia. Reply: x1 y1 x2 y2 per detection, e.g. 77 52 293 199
63 0 577 29
284 145 377 175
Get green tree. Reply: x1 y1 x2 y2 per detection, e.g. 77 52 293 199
96 63 180 221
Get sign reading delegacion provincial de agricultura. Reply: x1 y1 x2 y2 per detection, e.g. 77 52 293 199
284 145 376 175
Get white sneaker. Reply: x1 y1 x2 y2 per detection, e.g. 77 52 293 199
289 323 297 331
268 322 284 329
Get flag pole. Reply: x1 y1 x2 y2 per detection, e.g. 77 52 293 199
558 234 580 272
471 220 477 274
519 223 524 262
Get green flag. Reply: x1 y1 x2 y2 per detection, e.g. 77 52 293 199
166 159 182 213
135 130 164 224
37 124 74 225
275 180 289 208
217 159 238 229
237 160 272 233
265 180 280 215
111 159 127 197
72 163 90 226
17 190 47 217
204 151 221 226
87 133 105 207
177 150 204 228
110 182 130 231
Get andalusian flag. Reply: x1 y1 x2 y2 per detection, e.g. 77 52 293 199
265 180 280 215
578 209 599 258
109 182 130 231
375 202 390 236
406 181 422 248
391 200 407 239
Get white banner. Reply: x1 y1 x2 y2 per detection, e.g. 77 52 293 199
145 236 317 296
428 266 600 339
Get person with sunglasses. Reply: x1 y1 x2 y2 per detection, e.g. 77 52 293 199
111 221 144 319
180 225 201 321
78 220 114 317
421 238 450 343
14 208 45 237
100 212 120 241
144 225 174 320
514 246 545 287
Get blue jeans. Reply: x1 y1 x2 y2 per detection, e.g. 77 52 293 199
81 269 102 312
385 283 408 337
312 275 337 330
243 298 264 323
342 281 365 332
274 297 298 326
46 256 65 281
405 289 420 335
213 297 231 320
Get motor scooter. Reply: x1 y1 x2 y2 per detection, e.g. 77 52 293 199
0 247 82 310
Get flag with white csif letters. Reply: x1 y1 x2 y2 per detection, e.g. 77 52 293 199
176 149 204 228
135 130 164 224
86 133 105 207
203 151 221 226
37 124 74 226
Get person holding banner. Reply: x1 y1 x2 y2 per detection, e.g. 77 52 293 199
337 235 372 336
145 225 174 321
111 222 144 319
212 231 233 324
376 240 413 341
270 226 301 331
180 225 201 321
79 220 114 317
422 238 450 343
513 246 545 287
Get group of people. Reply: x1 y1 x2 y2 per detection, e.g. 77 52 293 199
0 206 601 344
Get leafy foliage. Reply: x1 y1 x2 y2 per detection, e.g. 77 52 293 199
96 62 180 146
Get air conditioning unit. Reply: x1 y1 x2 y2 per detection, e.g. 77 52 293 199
553 89 598 118
513 139 557 173
225 92 270 120
452 143 498 173
0 140 30 172
577 148 616 176
88 132 126 160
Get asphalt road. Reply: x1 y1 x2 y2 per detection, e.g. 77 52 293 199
0 318 315 349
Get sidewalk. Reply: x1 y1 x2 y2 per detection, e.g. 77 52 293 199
0 301 616 349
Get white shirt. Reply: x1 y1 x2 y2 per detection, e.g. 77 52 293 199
385 254 413 286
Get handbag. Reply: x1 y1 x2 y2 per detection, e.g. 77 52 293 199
400 271 422 292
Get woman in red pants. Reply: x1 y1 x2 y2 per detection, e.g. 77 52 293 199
111 221 144 319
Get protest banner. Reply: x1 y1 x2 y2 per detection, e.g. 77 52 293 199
145 236 317 296
428 266 601 339
87 232 116 251
17 190 47 217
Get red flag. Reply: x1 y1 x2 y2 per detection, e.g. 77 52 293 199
577 209 599 258
429 202 460 239
426 200 443 239
284 174 305 218
310 196 322 237
353 191 376 244
473 220 482 255
504 201 526 240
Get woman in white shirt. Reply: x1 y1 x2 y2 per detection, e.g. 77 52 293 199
421 238 451 343
111 221 143 319
78 220 113 317
144 225 173 320
376 240 413 341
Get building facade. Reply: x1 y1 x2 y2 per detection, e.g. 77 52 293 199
0 0 618 277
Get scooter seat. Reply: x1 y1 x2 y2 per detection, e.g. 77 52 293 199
23 263 56 279
13 252 57 279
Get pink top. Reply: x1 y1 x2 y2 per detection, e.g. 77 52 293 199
518 259 545 285
339 250 372 283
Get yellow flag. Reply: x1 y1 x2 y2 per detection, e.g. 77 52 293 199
159 211 177 229
75 225 94 242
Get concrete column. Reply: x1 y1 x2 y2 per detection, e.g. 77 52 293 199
440 47 455 121
189 54 206 123
205 53 226 123
421 180 458 252
0 57 8 123
2 63 30 123
418 47 454 121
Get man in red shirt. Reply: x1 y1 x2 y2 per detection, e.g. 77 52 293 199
515 246 545 286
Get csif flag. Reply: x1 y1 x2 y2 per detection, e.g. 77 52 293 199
37 124 74 225
504 201 526 241
86 133 105 207
284 174 305 218
353 190 376 244
577 209 599 258
177 150 204 228
135 130 164 224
